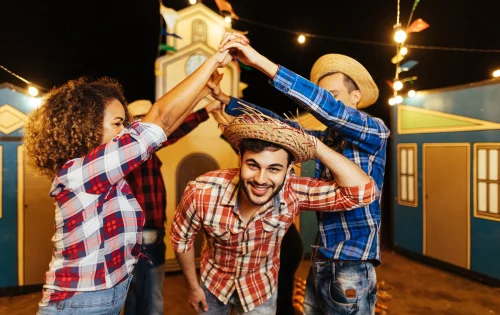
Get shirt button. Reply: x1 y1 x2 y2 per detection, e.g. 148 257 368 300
113 138 118 142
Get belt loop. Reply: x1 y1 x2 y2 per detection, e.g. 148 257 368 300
56 299 65 311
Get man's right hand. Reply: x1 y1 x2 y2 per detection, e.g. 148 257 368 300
188 285 208 312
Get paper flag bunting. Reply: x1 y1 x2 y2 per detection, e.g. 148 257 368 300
214 0 239 19
407 18 429 33
399 60 419 72
159 44 176 52
161 28 182 39
160 4 180 31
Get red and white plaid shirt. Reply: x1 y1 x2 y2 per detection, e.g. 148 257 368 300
40 121 166 305
171 168 378 312
126 109 209 229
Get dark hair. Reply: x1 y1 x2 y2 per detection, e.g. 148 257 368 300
239 138 294 166
24 77 130 178
317 72 359 93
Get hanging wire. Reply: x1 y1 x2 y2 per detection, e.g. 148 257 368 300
0 64 48 90
235 17 500 53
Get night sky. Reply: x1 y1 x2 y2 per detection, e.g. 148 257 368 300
1 0 500 125
1 0 499 245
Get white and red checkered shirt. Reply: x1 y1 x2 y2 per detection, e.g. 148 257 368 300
40 121 166 305
171 168 378 312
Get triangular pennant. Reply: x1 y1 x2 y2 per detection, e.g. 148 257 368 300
214 0 239 19
160 4 180 31
398 105 500 134
159 44 176 52
161 28 182 39
407 18 429 33
400 60 419 72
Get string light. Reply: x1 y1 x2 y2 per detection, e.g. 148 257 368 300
388 98 396 106
493 69 500 78
234 17 500 53
393 25 407 43
408 90 416 97
189 0 196 5
224 16 232 24
0 64 47 95
394 95 403 104
28 86 39 96
393 80 403 91
400 47 408 55
297 34 306 44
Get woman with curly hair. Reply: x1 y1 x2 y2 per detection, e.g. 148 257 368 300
26 35 247 315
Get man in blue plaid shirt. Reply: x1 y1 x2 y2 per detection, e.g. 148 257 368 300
212 33 390 314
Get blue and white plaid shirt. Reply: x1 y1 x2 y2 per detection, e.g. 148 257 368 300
226 66 390 264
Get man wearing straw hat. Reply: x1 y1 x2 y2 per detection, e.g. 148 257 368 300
124 98 222 315
171 109 379 314
210 34 390 314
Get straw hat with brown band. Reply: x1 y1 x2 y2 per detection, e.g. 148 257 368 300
221 106 317 163
310 54 379 109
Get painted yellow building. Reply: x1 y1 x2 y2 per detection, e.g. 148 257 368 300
154 3 244 270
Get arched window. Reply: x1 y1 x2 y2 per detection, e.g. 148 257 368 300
192 19 207 43
176 153 219 256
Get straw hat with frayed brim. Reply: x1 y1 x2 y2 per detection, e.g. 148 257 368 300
127 99 153 117
222 105 317 163
310 54 379 108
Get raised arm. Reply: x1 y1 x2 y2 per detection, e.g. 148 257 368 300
218 35 390 154
271 66 390 154
207 72 324 138
293 136 379 211
142 36 248 136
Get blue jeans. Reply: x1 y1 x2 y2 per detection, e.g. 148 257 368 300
37 275 133 315
124 263 165 315
124 229 166 315
303 261 377 315
200 283 278 315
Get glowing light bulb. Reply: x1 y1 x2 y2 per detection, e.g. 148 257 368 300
298 35 306 44
28 86 39 97
394 95 403 104
408 90 416 97
224 16 232 23
400 47 408 56
493 69 500 78
388 98 396 106
394 30 407 43
393 81 403 91
189 0 196 5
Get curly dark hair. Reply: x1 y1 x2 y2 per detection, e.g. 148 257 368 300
24 77 130 178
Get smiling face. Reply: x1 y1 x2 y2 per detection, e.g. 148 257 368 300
239 148 289 206
100 99 126 145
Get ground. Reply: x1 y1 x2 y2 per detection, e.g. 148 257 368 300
1 250 499 315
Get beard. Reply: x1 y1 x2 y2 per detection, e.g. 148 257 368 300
240 178 286 206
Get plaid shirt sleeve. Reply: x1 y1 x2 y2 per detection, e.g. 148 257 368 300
291 175 379 211
271 66 390 155
170 182 203 253
55 121 166 195
164 108 209 146
225 97 325 139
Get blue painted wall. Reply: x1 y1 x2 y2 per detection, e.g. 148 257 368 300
391 80 500 280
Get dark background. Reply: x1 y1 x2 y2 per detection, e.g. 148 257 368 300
1 0 499 246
